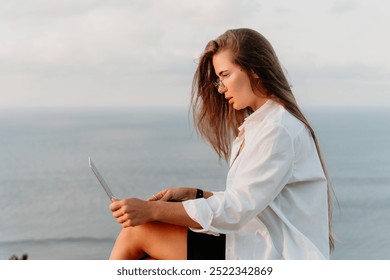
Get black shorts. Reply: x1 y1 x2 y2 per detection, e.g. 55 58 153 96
187 229 226 260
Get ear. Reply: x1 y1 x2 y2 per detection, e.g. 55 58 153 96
250 69 260 79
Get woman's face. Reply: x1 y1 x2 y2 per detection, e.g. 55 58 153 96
212 49 268 111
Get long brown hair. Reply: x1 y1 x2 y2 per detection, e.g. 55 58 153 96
191 28 334 252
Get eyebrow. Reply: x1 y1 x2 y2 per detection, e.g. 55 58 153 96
218 70 228 76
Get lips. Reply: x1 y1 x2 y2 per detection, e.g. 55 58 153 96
225 96 233 104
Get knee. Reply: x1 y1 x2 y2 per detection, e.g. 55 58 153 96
111 225 152 260
120 223 154 245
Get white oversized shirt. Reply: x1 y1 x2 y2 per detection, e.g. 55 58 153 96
183 100 330 259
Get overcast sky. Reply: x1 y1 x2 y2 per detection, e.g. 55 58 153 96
1 0 389 108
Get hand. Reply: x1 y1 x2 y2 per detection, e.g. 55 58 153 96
109 197 153 228
148 187 196 202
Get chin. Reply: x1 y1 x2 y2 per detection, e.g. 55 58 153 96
232 103 243 110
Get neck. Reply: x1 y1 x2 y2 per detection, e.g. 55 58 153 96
251 97 270 111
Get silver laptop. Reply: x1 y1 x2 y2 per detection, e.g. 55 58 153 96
89 157 116 201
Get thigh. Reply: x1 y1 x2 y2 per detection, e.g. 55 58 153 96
141 222 188 260
113 222 188 260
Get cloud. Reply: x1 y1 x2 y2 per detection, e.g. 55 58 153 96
331 0 358 14
0 0 389 107
1 1 257 107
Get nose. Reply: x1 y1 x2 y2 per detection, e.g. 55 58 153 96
217 85 227 94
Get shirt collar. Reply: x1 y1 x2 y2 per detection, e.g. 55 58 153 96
238 99 275 132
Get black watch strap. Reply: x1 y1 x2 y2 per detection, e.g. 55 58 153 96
196 188 204 199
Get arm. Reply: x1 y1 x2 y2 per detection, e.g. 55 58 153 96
109 187 213 229
148 187 213 202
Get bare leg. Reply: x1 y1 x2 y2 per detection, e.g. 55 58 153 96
109 222 187 260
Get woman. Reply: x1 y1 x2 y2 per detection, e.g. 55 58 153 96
109 28 334 260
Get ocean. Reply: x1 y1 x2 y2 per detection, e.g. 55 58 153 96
0 106 389 260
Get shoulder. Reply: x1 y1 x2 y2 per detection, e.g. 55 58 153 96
265 104 307 138
262 105 318 160
243 104 315 160
243 101 312 152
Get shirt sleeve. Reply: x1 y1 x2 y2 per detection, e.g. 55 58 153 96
183 122 295 233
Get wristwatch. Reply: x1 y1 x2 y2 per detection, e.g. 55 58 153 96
196 188 204 199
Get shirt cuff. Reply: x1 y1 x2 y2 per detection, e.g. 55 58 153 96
183 192 224 234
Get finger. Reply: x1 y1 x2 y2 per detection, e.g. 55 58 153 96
159 191 173 201
147 189 167 201
121 220 131 228
109 204 119 213
109 201 122 212
116 214 129 224
110 198 128 212
115 213 133 227
147 193 159 201
112 209 125 219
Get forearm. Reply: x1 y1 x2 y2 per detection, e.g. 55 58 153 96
150 200 202 229
149 188 213 229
